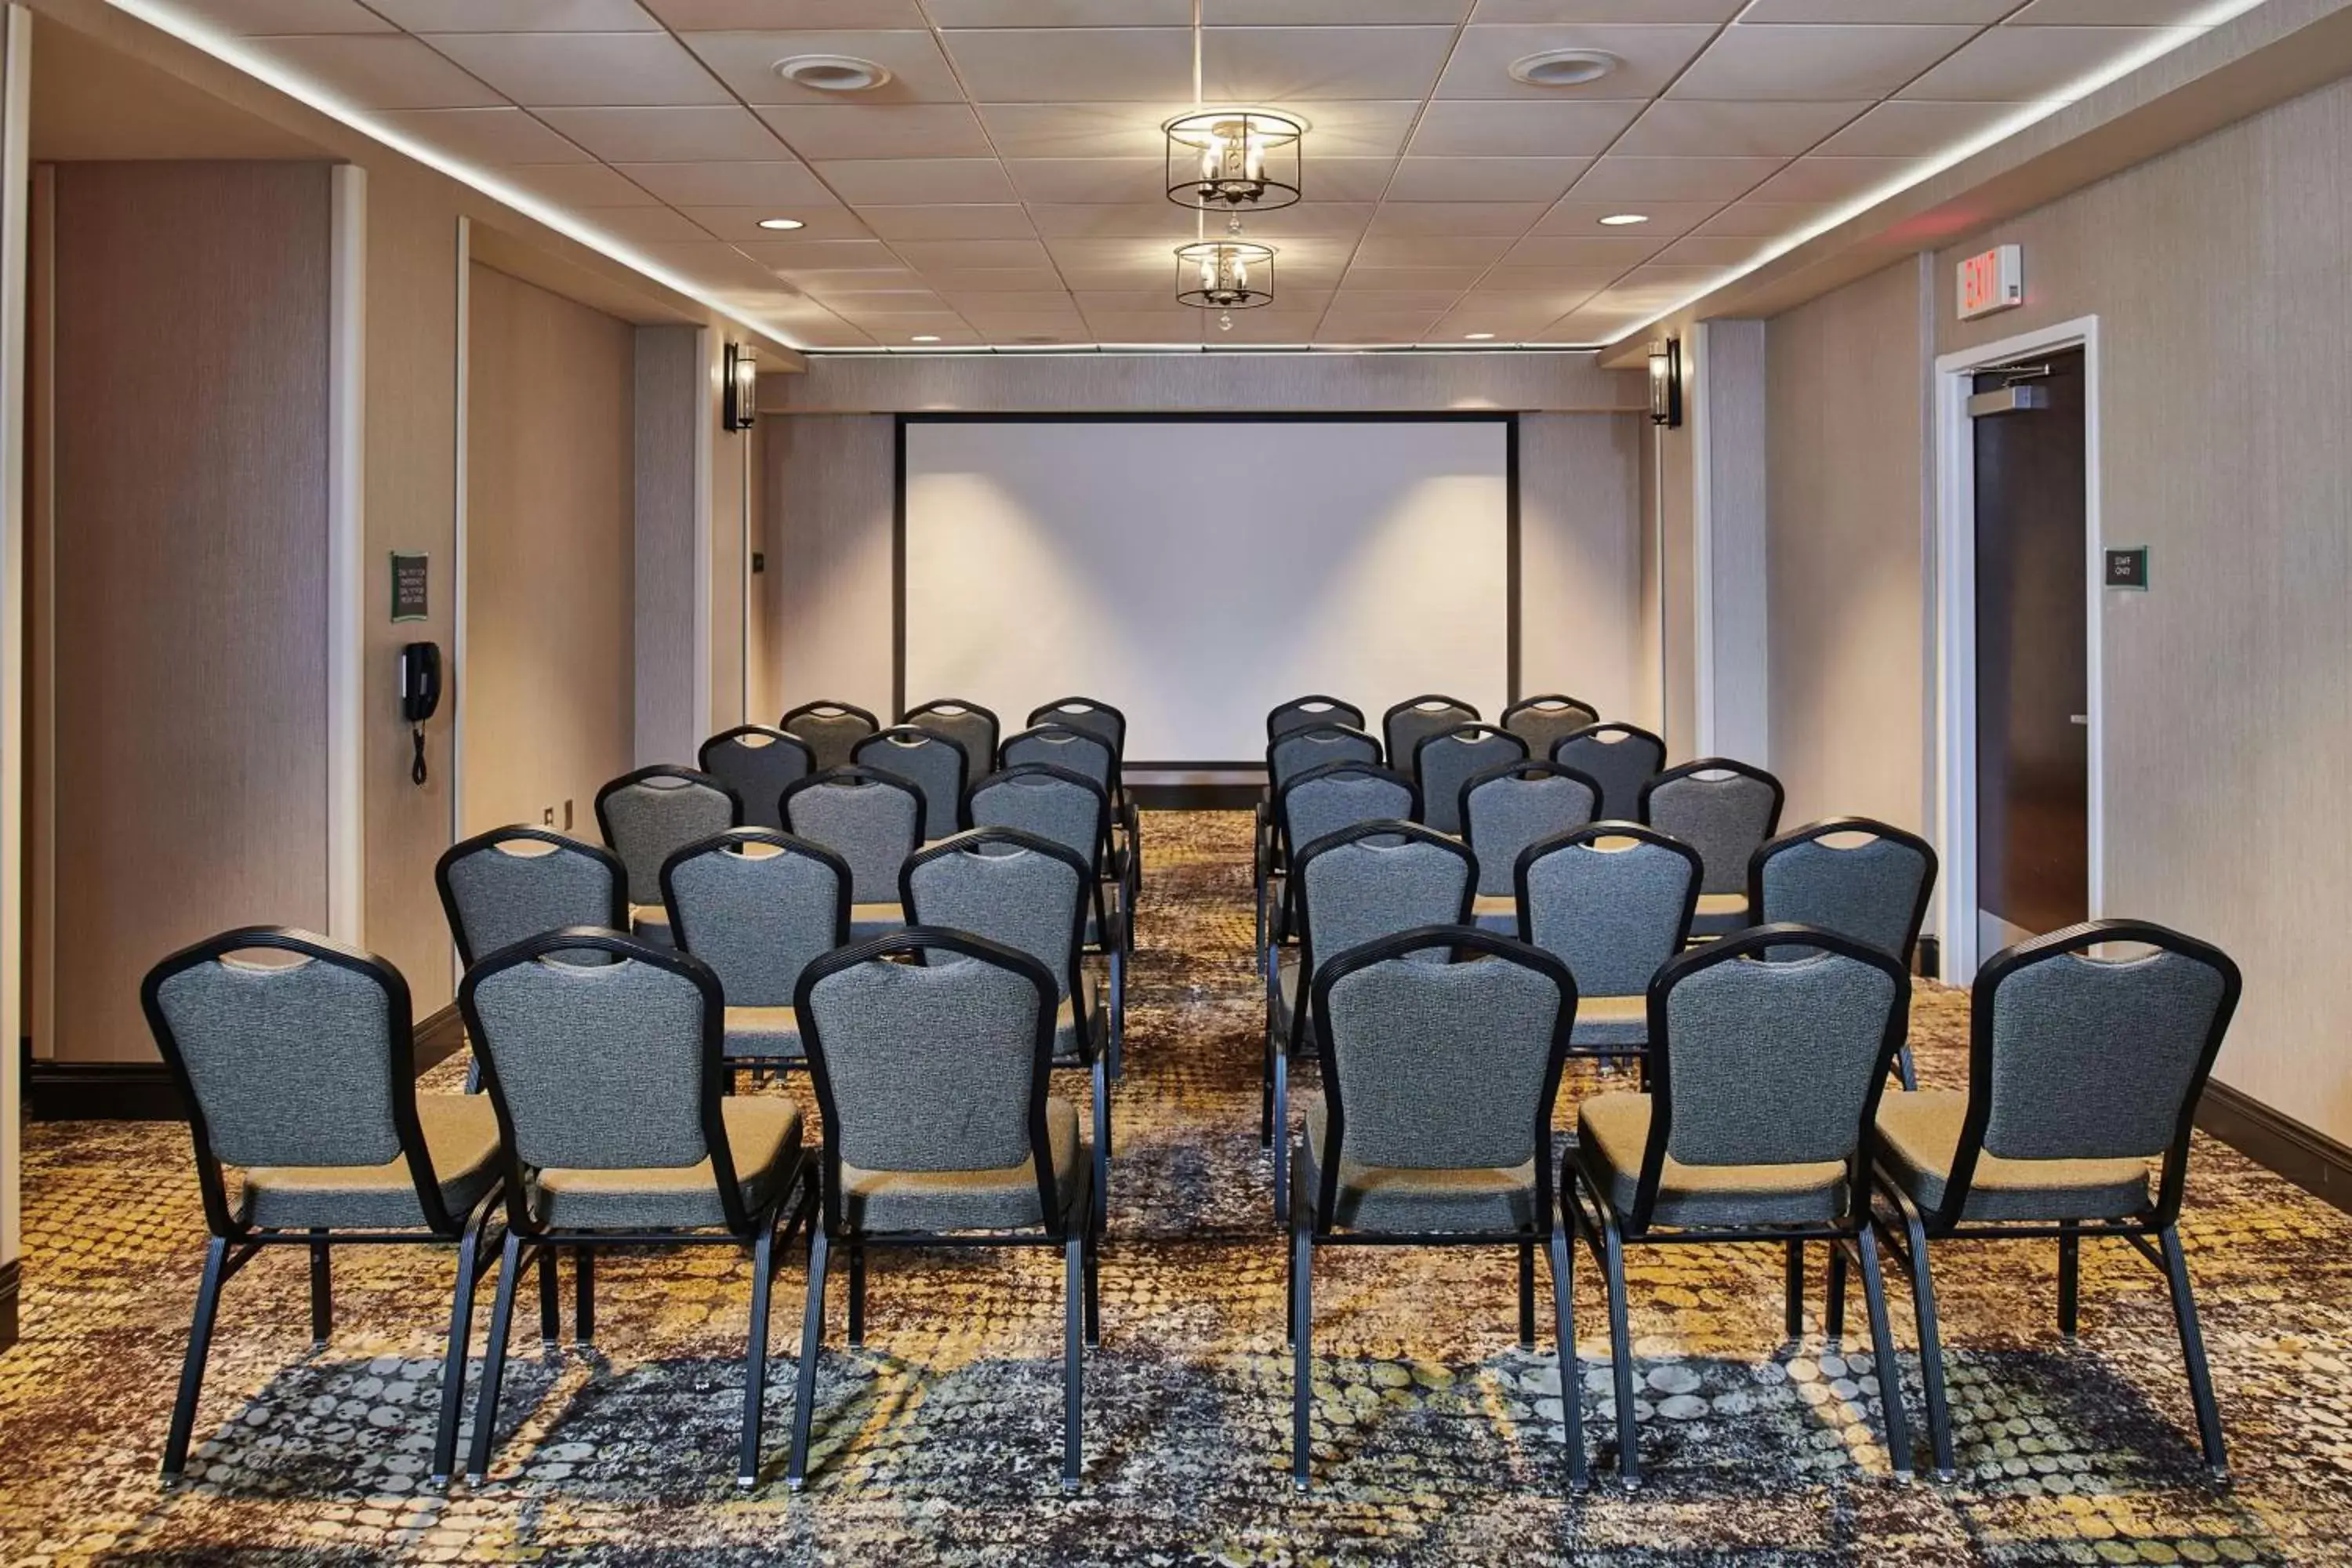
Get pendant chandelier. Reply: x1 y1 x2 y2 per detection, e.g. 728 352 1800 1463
1162 107 1305 212
1174 239 1275 331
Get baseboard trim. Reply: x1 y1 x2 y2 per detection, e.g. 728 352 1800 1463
1134 783 1261 810
2197 1079 2352 1215
0 1258 19 1354
413 1004 467 1073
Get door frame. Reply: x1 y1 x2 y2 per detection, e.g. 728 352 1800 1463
1931 313 2103 984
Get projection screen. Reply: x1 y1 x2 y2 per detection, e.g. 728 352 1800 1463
901 417 1513 766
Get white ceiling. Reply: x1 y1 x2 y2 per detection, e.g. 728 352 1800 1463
141 0 2251 350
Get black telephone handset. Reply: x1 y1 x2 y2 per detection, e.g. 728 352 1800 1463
398 642 441 786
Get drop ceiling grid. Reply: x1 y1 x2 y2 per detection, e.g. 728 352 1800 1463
165 0 2232 349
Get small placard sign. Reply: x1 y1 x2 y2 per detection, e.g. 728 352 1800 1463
2103 546 2149 590
390 552 430 622
1958 244 2024 321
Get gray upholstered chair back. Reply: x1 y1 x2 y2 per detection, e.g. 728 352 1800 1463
967 764 1109 873
1383 696 1479 775
1000 724 1114 793
1028 699 1125 762
1414 725 1526 836
903 700 999 775
1278 764 1416 861
1753 820 1935 964
597 769 739 905
1552 723 1665 821
1296 825 1475 976
782 702 879 772
1517 827 1699 997
784 769 922 903
437 829 623 967
1319 940 1569 1171
466 946 715 1172
662 831 848 1007
1461 764 1599 898
1503 695 1601 757
698 727 814 831
853 726 965 841
1656 934 1901 1169
1641 760 1784 895
800 944 1050 1174
1269 724 1381 789
1269 695 1364 739
903 831 1085 1000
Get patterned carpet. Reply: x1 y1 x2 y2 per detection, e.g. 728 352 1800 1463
3 811 2350 1565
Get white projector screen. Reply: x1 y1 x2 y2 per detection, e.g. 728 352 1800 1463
902 418 1513 765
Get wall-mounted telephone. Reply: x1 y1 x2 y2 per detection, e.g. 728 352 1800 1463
399 641 441 786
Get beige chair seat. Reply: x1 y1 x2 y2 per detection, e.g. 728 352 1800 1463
1303 1098 1535 1233
1052 982 1105 1062
629 902 674 946
850 901 906 940
532 1098 801 1230
1577 1091 1846 1228
240 1094 501 1230
1470 893 1517 932
1875 1090 2152 1223
1694 893 1747 918
839 1096 1088 1233
1571 993 1649 1048
724 1004 800 1060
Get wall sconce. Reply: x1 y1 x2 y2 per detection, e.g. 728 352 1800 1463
1648 337 1682 428
723 343 757 432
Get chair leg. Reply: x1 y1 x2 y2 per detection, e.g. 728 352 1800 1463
162 1235 231 1481
430 1212 491 1488
1895 1044 1918 1092
1108 947 1126 1081
1272 1051 1290 1225
1601 1216 1639 1490
786 1230 830 1490
1826 1240 1849 1342
1082 1218 1102 1348
1290 1157 1314 1494
1548 1223 1587 1492
1062 1232 1085 1491
1853 1227 1914 1481
307 1232 332 1346
537 1240 561 1350
1092 1057 1113 1235
739 1215 779 1489
846 1242 866 1349
1900 1209 1955 1481
464 1054 483 1094
1517 1240 1537 1350
2057 1223 2080 1340
466 1231 525 1486
575 1247 596 1347
2159 1224 2229 1479
1784 1240 1806 1340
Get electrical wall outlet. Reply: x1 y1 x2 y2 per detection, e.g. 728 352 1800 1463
543 806 555 826
563 799 575 830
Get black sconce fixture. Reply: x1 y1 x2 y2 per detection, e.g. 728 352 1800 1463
1648 337 1682 428
723 342 757 432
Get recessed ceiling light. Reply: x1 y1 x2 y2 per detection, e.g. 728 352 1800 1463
910 334 941 343
756 216 805 231
1464 332 1496 340
773 53 891 93
1507 48 1622 89
1599 212 1650 227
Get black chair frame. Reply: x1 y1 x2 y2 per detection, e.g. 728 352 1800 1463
658 827 855 1078
1268 694 1366 741
1410 723 1528 829
1502 692 1601 735
853 725 970 840
593 767 746 906
902 697 1001 770
1549 722 1668 817
1457 758 1606 870
699 725 817 817
1635 755 1787 837
1511 822 1703 1067
1259 760 1421 975
1381 693 1482 760
779 767 928 896
781 699 880 737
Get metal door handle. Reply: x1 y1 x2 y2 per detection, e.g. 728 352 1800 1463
2069 714 2089 725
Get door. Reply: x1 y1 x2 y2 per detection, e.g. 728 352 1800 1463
1972 347 2089 956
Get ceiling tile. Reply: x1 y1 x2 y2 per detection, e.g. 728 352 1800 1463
1613 98 1868 157
678 31 967 106
575 205 715 244
1335 265 1490 290
926 0 1192 20
612 160 832 205
941 29 1196 103
1025 204 1197 238
422 31 731 107
535 106 787 161
1435 24 1720 100
1529 198 1722 236
753 104 994 159
1366 200 1552 235
185 0 394 32
2009 0 2220 19
1432 303 1573 339
858 204 1040 240
890 238 1056 271
1897 25 2195 102
1212 0 1472 17
1739 0 2015 18
742 238 904 269
1279 101 1425 159
634 241 803 291
684 204 869 241
370 0 660 27
975 103 1177 160
238 35 506 109
1233 203 1380 238
1469 0 1742 16
641 0 927 24
1740 154 1915 205
491 162 665 207
1690 198 1840 235
940 289 1087 313
1496 232 1665 267
1537 306 1646 342
1316 312 1444 343
1811 97 2027 155
374 107 597 163
1649 233 1769 265
809 158 1018 204
1351 234 1518 267
1085 312 1205 343
1454 270 1623 303
1005 158 1166 204
1201 26 1457 101
1570 154 1784 201
1408 100 1648 157
1385 156 1591 201
786 265 927 290
1667 24 1983 100
1312 157 1406 201
1327 289 1472 313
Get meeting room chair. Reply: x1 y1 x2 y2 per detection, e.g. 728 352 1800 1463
1027 696 1127 775
699 726 815 831
1639 757 1785 938
902 828 1112 1227
1870 920 2241 1482
902 698 1000 778
1261 760 1420 976
1290 926 1581 1493
660 829 852 1073
143 927 503 1489
1382 695 1480 775
782 768 924 938
1256 724 1385 931
1268 819 1475 1221
1515 825 1704 1061
1750 818 1939 1088
966 763 1127 1074
781 699 880 772
1459 760 1600 929
593 767 742 946
1552 722 1667 822
1268 694 1366 741
1002 721 1134 906
788 928 1099 1491
852 725 967 844
457 929 817 1490
1413 724 1527 836
1502 694 1602 757
1571 924 1914 1489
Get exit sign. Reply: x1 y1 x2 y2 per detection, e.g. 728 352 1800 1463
1958 245 2024 320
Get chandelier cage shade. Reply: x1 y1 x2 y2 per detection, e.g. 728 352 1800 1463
1163 108 1305 212
723 343 757 431
1174 240 1277 313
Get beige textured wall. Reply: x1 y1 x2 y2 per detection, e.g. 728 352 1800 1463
764 413 896 722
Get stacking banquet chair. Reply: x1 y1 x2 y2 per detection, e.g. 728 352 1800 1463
851 725 967 844
593 766 741 945
1869 921 2242 1482
435 826 629 1090
1639 757 1785 938
782 767 924 938
1515 825 1703 1062
788 929 1100 1491
1267 819 1475 1221
143 928 504 1488
902 828 1112 1228
1570 924 1915 1488
661 829 852 1073
1502 693 1602 757
1290 926 1582 1493
1412 724 1527 837
1027 696 1127 798
1003 721 1136 915
1459 760 1600 931
457 929 818 1490
1268 693 1366 742
1750 818 1939 1088
781 699 879 772
966 764 1128 1075
1383 695 1481 779
699 725 815 831
902 697 1000 779
1254 724 1383 953
1553 722 1667 822
1260 760 1420 979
